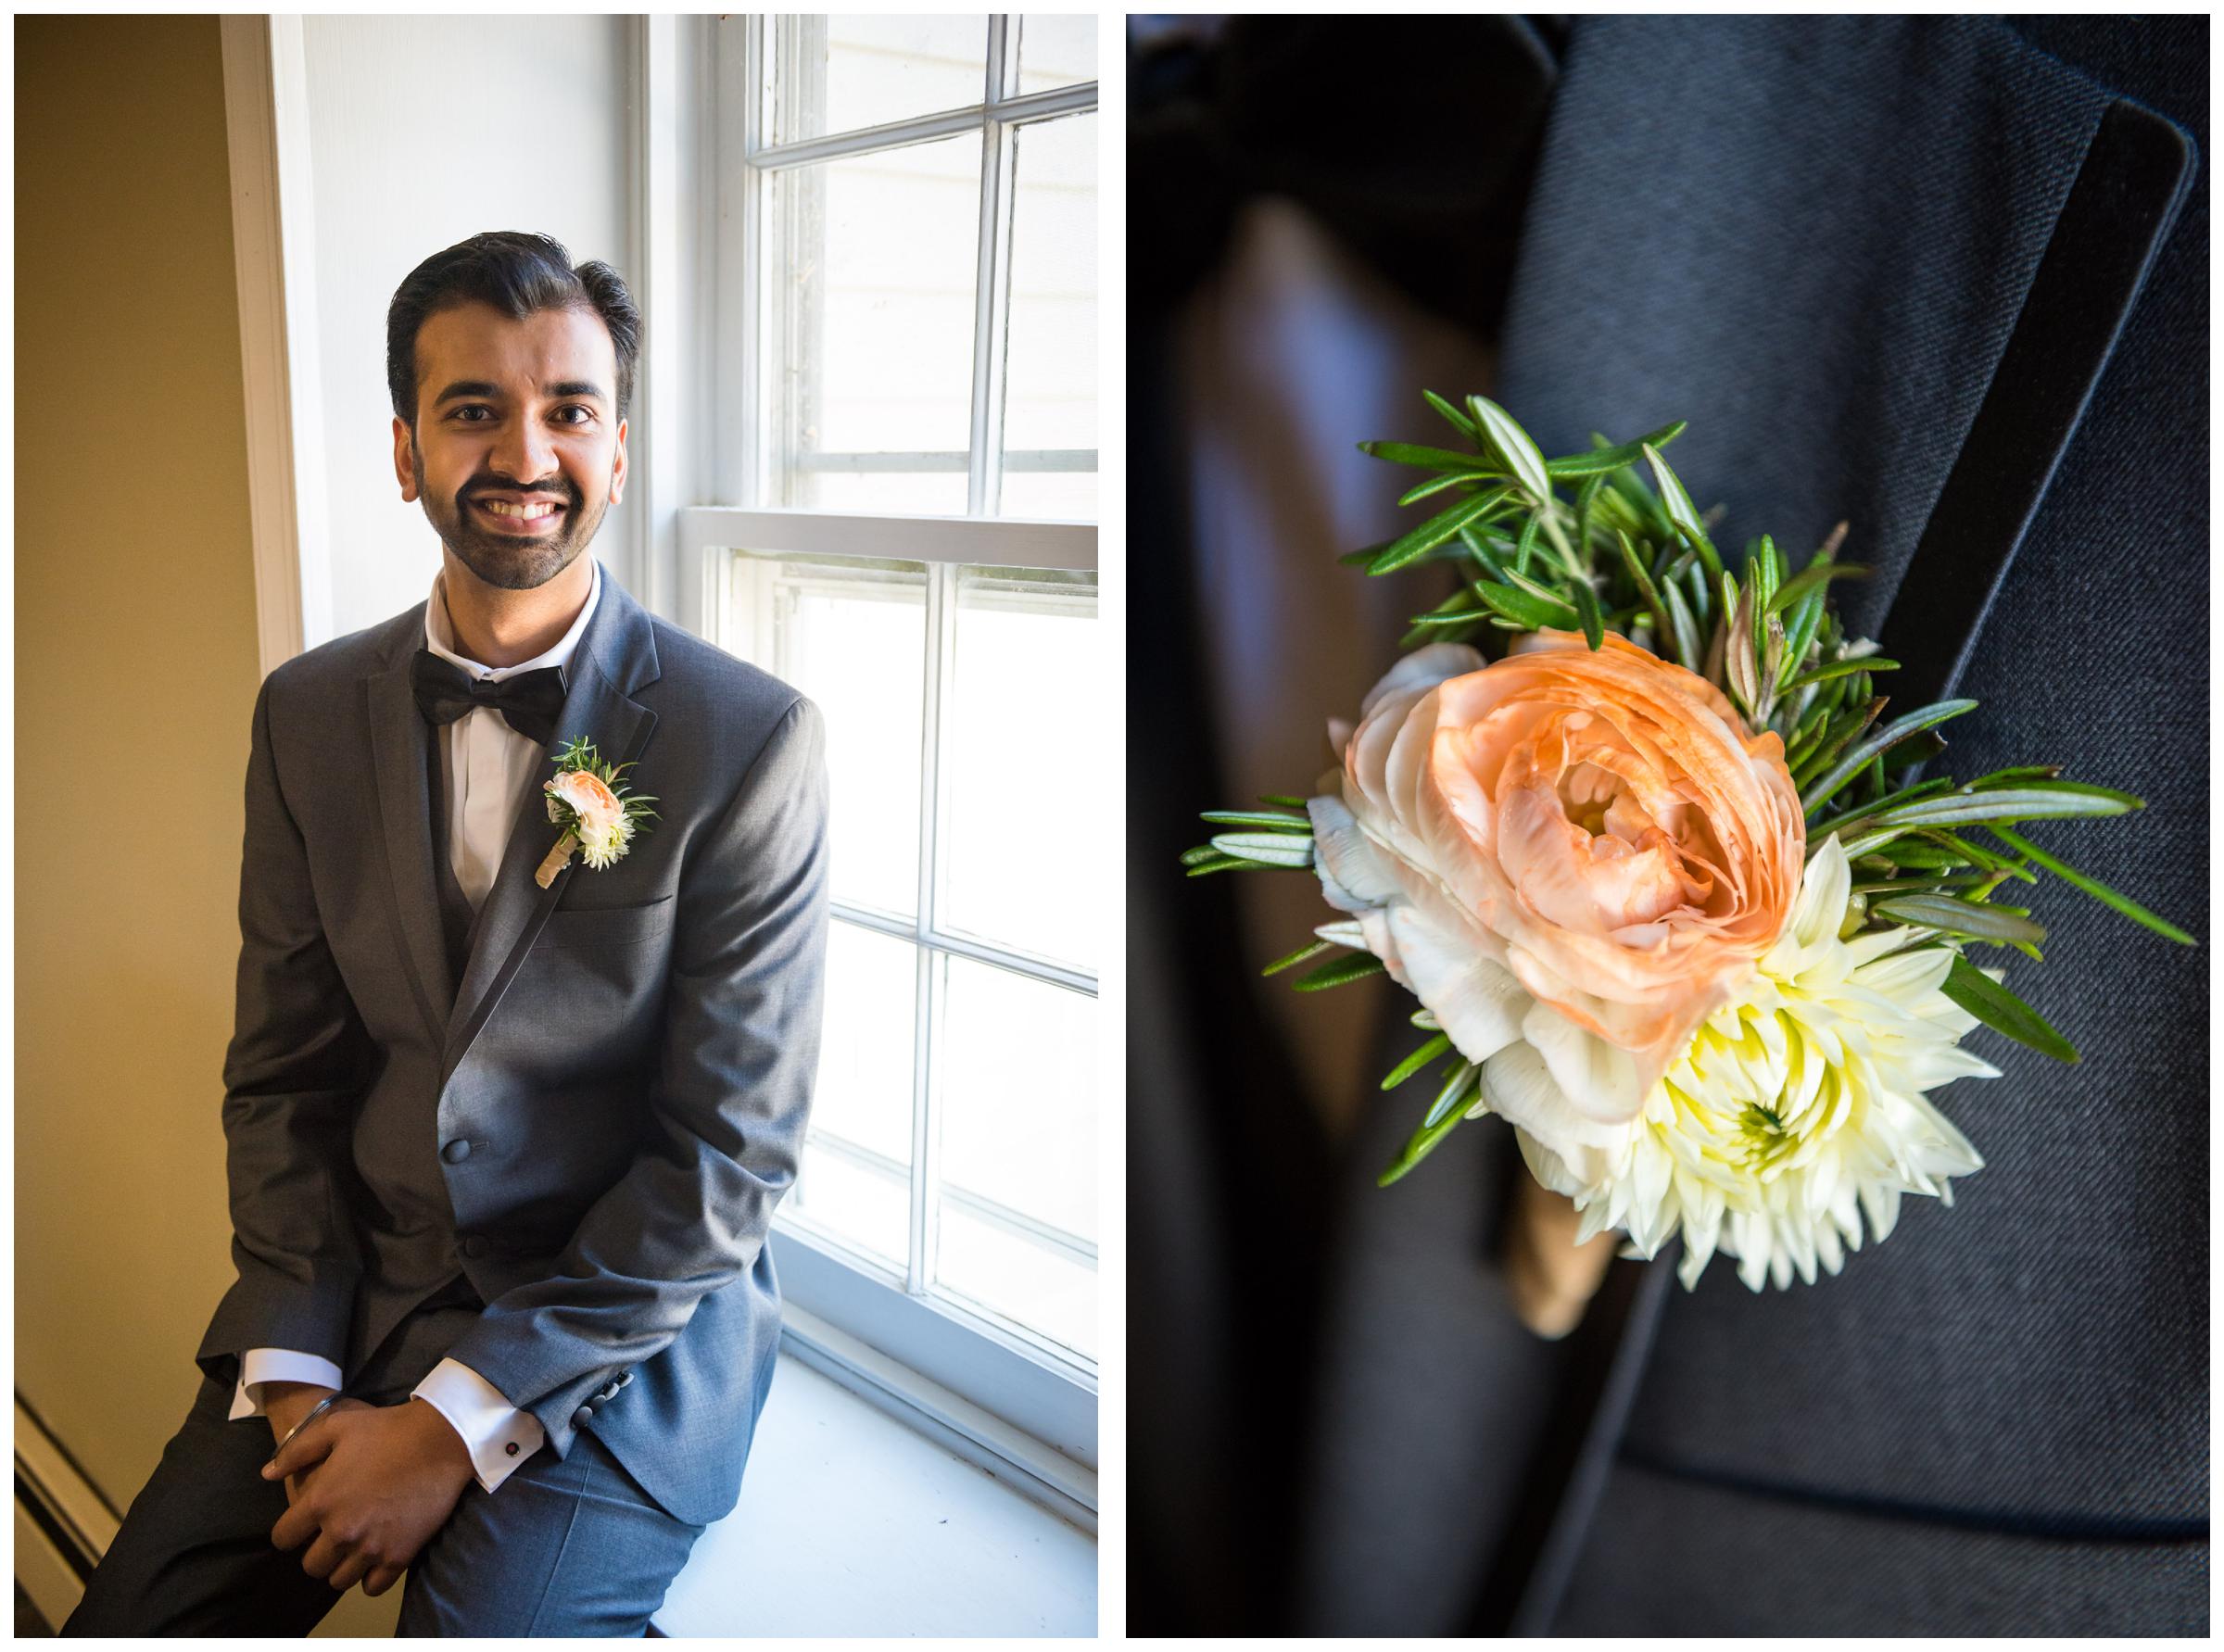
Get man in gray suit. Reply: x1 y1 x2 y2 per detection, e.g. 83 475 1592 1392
67 231 828 1635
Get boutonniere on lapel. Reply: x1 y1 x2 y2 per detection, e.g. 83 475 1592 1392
1186 394 2195 1317
535 737 660 888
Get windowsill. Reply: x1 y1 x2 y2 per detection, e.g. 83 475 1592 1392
652 1350 1096 1636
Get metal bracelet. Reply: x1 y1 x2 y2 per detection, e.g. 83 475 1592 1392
272 1392 343 1456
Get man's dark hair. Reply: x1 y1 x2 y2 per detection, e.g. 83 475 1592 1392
385 231 640 433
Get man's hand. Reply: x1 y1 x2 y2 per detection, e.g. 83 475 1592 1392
261 1382 368 1507
264 1397 476 1597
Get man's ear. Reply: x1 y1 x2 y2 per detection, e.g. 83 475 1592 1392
393 417 419 501
610 416 628 506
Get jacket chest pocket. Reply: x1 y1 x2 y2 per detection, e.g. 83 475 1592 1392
537 894 676 951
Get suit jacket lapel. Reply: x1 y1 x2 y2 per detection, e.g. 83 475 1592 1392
1473 16 2192 1633
439 572 662 1091
365 611 455 1052
1876 96 2194 709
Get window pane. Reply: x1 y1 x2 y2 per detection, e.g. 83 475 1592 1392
769 15 988 145
939 567 1102 967
764 132 981 513
736 552 926 918
1015 14 1097 95
933 954 1095 1359
998 113 1096 520
791 920 918 1272
996 468 1097 522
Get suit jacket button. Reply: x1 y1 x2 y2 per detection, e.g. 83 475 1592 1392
459 1235 486 1258
442 1139 472 1164
573 1406 594 1427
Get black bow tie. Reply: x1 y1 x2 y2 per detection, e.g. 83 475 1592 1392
411 649 568 747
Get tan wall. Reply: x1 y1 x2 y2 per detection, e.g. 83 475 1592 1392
14 16 397 1633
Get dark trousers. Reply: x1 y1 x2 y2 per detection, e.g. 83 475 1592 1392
62 1286 705 1636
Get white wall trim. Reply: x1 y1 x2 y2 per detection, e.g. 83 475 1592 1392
220 15 329 673
15 1397 120 1631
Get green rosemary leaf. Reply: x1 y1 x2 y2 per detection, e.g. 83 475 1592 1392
1970 776 2144 808
1967 765 2062 788
1778 657 1900 695
1615 528 1672 640
1809 776 1956 840
1572 576 1606 650
1749 534 1780 614
1423 389 1482 443
1209 831 1315 867
1660 576 1704 672
1258 793 1309 808
1871 894 2047 945
1461 524 1512 583
1790 698 1886 789
1986 825 2196 945
1397 473 1479 507
1766 561 1867 616
1379 1064 1481 1186
1512 511 1541 577
1261 938 1336 977
1341 540 1392 566
1543 421 1689 478
1200 808 1312 830
1924 830 2038 883
1381 1032 1455 1091
1179 844 1223 866
1468 395 1551 502
1473 580 1578 629
1645 446 1723 583
1941 955 2079 1063
1368 486 1514 574
1801 700 1978 815
1358 440 1497 473
1869 787 2141 828
1294 952 1388 992
1184 854 1256 876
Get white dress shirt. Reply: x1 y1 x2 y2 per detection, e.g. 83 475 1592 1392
229 559 603 1494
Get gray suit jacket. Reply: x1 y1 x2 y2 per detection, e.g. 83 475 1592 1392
193 566 829 1528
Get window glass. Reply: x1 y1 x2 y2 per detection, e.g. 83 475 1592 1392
792 919 920 1271
933 953 1097 1359
997 112 1096 519
764 132 981 513
770 15 988 145
1015 14 1097 95
939 566 1102 967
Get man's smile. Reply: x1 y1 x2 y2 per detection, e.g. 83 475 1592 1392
470 495 568 533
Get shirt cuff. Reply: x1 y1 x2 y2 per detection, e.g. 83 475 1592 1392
228 1348 346 1421
411 1357 547 1494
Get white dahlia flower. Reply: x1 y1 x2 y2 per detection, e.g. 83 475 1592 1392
1509 835 1997 1291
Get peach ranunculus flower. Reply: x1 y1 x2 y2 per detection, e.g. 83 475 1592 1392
548 768 624 834
1308 630 1805 1149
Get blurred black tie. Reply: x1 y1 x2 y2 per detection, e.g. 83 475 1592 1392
410 649 567 747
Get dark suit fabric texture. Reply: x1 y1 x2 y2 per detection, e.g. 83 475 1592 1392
1128 15 2206 1636
73 568 828 1632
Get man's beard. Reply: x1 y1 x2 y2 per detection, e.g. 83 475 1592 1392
412 444 609 592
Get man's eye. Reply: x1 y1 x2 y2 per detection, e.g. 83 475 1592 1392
454 406 492 422
555 406 594 425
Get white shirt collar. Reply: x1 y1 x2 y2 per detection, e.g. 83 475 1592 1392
424 557 602 683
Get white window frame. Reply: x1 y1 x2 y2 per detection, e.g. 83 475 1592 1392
650 16 1101 1503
